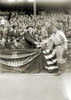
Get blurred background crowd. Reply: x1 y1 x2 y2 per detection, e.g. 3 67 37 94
0 10 71 50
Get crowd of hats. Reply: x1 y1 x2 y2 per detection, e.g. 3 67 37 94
0 10 71 50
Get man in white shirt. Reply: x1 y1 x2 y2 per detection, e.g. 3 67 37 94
50 25 68 64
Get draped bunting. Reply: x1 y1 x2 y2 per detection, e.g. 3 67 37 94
0 49 45 73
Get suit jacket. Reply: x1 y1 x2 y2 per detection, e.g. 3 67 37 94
24 31 36 49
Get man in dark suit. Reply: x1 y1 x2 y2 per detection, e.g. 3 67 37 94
24 26 38 49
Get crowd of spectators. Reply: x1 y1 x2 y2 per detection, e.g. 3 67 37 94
0 10 71 50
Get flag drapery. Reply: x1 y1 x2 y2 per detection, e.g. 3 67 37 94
0 49 45 73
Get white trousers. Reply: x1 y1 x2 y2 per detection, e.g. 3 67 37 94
54 45 66 64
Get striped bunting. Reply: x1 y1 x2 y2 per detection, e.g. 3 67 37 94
43 48 58 72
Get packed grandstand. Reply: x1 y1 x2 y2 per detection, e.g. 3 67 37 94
0 10 71 50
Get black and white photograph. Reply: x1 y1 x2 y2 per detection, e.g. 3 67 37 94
0 0 71 100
